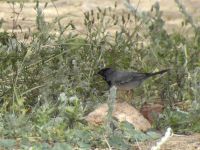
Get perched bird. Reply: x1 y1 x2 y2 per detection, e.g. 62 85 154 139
97 68 168 90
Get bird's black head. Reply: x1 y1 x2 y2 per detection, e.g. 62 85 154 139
97 68 114 87
97 68 113 78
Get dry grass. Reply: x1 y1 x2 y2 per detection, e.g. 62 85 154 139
1 0 200 149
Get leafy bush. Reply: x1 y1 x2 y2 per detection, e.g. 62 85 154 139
0 0 200 149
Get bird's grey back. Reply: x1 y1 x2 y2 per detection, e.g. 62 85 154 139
107 70 148 90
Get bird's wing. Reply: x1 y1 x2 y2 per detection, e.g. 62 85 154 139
110 71 148 85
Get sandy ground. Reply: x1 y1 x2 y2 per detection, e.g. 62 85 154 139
136 134 200 150
0 0 200 149
0 0 200 33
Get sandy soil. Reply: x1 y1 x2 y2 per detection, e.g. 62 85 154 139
0 0 200 33
0 0 200 149
136 134 200 150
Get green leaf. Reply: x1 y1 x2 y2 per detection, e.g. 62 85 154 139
52 143 73 150
120 121 150 142
0 139 16 149
78 141 91 150
109 135 130 150
146 131 162 139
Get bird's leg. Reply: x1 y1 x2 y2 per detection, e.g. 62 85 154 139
125 90 134 102
116 90 127 102
116 90 134 102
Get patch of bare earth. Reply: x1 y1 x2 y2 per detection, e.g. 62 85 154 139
1 0 200 149
135 134 200 150
0 0 200 33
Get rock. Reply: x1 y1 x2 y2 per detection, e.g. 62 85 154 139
85 102 151 131
140 102 164 124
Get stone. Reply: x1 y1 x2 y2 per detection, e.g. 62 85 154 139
85 102 151 131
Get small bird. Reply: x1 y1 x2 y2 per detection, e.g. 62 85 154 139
97 68 168 90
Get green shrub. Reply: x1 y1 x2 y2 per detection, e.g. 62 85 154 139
0 0 200 149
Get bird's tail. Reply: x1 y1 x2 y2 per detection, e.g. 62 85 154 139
146 69 169 77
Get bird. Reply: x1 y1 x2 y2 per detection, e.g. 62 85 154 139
97 68 169 90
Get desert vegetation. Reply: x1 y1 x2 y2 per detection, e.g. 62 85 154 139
0 0 200 149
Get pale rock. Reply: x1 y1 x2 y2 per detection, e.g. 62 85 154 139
85 102 151 131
